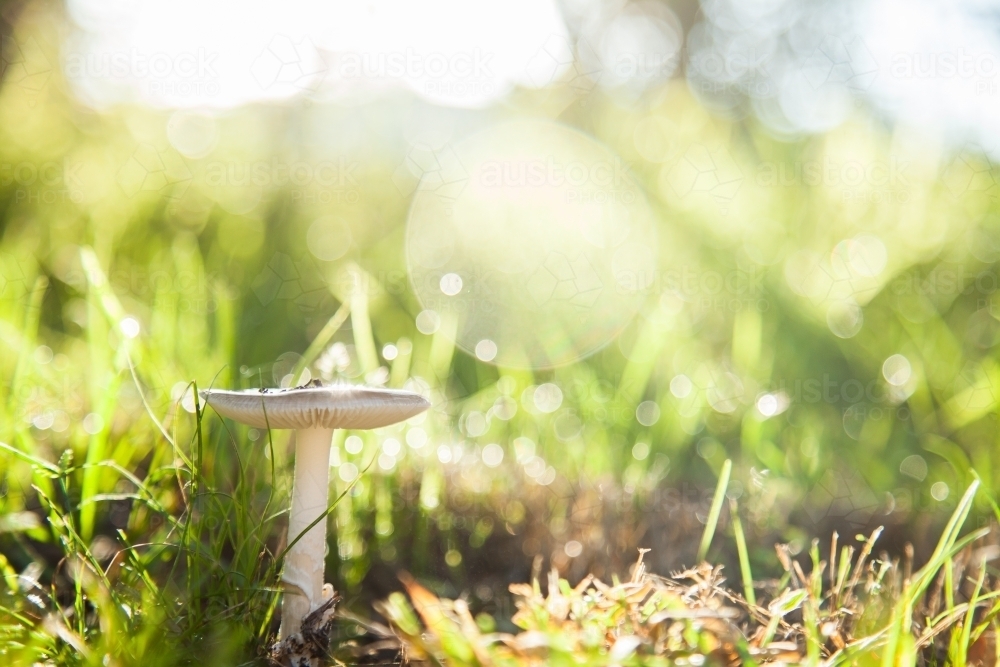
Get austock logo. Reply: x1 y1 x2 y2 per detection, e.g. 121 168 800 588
62 46 221 98
804 468 880 530
2 160 85 204
116 144 192 199
108 265 232 314
662 143 744 214
523 33 597 93
800 32 878 93
686 15 878 101
392 141 469 200
0 35 53 101
0 252 30 302
804 467 964 530
251 252 331 315
889 48 999 89
754 155 912 204
250 35 326 93
617 265 769 314
115 146 362 204
204 157 360 204
941 147 998 205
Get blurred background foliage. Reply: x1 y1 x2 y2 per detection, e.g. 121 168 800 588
1 0 1000 650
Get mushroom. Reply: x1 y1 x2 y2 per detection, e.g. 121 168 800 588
201 382 430 638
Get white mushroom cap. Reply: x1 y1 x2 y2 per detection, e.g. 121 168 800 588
201 383 431 430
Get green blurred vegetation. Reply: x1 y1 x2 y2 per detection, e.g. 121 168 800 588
1 12 1000 665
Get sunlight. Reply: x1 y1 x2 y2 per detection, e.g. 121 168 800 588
63 0 570 109
861 0 1000 155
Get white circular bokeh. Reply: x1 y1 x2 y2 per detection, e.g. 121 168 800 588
405 118 658 368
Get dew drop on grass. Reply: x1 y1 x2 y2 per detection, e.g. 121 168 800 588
339 462 359 482
537 466 557 485
51 411 70 433
32 412 54 430
440 272 463 296
931 481 949 501
706 372 742 413
632 442 650 460
899 454 927 481
636 400 660 426
554 411 582 441
33 345 53 364
119 317 140 339
523 456 546 478
406 427 428 448
827 300 863 338
533 383 562 413
415 309 440 334
670 374 692 398
513 437 535 462
170 382 198 413
464 412 488 436
882 354 912 386
756 391 789 417
847 234 888 277
82 413 104 435
482 443 504 467
306 215 352 261
497 376 516 395
345 435 363 454
492 396 517 420
475 339 498 361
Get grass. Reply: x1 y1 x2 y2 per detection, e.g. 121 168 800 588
4 25 1000 666
2 432 997 666
374 478 1000 667
0 244 997 665
697 459 732 563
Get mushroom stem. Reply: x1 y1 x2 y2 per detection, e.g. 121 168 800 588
280 427 334 639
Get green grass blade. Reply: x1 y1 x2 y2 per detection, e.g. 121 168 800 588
955 563 986 665
290 300 351 386
730 498 755 605
698 458 732 562
881 479 981 667
348 264 379 374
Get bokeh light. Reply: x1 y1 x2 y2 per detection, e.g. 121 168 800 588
6 0 1000 649
63 0 571 109
405 118 658 368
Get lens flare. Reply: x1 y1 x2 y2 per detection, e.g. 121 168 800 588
405 118 658 368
